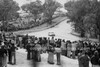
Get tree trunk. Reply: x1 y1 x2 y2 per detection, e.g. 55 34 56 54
1 21 7 31
98 30 100 42
94 30 98 38
34 18 37 23
99 34 100 42
97 34 100 43
80 30 85 37
48 16 52 24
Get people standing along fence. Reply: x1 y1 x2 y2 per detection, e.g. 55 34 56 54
0 31 100 67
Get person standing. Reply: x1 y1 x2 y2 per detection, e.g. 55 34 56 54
2 41 8 67
10 42 18 65
18 36 22 48
26 41 31 60
0 45 4 67
91 51 99 67
61 39 66 56
43 37 47 53
78 51 83 67
31 42 35 60
78 51 90 67
8 40 12 64
71 41 77 59
55 45 61 65
47 45 55 64
49 37 55 47
22 35 28 49
0 41 7 67
31 38 37 61
35 41 41 62
47 37 50 46
67 41 72 58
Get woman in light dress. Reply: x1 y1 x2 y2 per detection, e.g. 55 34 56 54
55 45 62 65
47 45 55 64
35 41 42 62
61 39 66 56
67 41 72 57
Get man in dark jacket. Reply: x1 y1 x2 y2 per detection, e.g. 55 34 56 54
79 51 90 67
8 40 12 64
26 42 31 60
0 41 7 67
91 51 99 67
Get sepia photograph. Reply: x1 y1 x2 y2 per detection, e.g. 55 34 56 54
0 0 100 67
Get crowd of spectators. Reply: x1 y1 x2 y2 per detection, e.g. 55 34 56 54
0 32 100 67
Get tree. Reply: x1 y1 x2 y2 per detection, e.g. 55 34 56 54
65 0 100 40
64 0 93 37
0 0 20 31
21 0 43 23
92 0 100 40
43 0 62 24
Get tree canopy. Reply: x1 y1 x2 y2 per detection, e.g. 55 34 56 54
0 0 20 21
64 0 100 39
21 0 43 23
43 0 62 24
21 0 62 24
0 0 20 31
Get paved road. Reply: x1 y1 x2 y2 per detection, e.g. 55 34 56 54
27 19 80 41
8 49 79 67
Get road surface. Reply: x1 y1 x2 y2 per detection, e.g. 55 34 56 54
8 19 92 67
26 19 80 41
7 48 92 67
8 48 79 67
